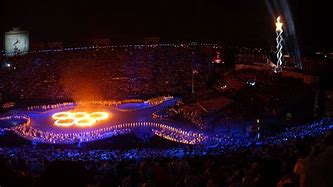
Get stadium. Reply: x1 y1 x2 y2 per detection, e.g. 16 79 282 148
1 41 332 186
1 1 333 187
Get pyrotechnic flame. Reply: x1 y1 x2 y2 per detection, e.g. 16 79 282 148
275 16 283 32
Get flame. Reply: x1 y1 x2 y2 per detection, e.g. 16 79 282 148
275 16 283 32
52 111 110 127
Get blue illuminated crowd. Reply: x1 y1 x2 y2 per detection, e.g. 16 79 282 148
1 118 332 186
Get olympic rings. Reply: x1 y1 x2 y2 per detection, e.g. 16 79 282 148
54 118 76 127
52 112 74 120
52 112 110 127
89 112 109 120
73 112 90 119
75 118 97 127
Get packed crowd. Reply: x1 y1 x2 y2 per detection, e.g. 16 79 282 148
0 118 332 187
0 46 212 103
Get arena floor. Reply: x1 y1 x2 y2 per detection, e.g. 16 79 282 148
1 98 212 144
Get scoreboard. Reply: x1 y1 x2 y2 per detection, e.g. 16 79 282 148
4 28 29 56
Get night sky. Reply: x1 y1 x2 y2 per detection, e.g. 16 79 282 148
1 0 332 50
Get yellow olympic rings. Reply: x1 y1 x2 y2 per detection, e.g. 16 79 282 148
89 112 109 120
52 111 109 127
73 112 90 119
54 118 76 127
75 118 97 127
52 112 74 120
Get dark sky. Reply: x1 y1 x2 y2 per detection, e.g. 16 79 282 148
1 0 332 49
